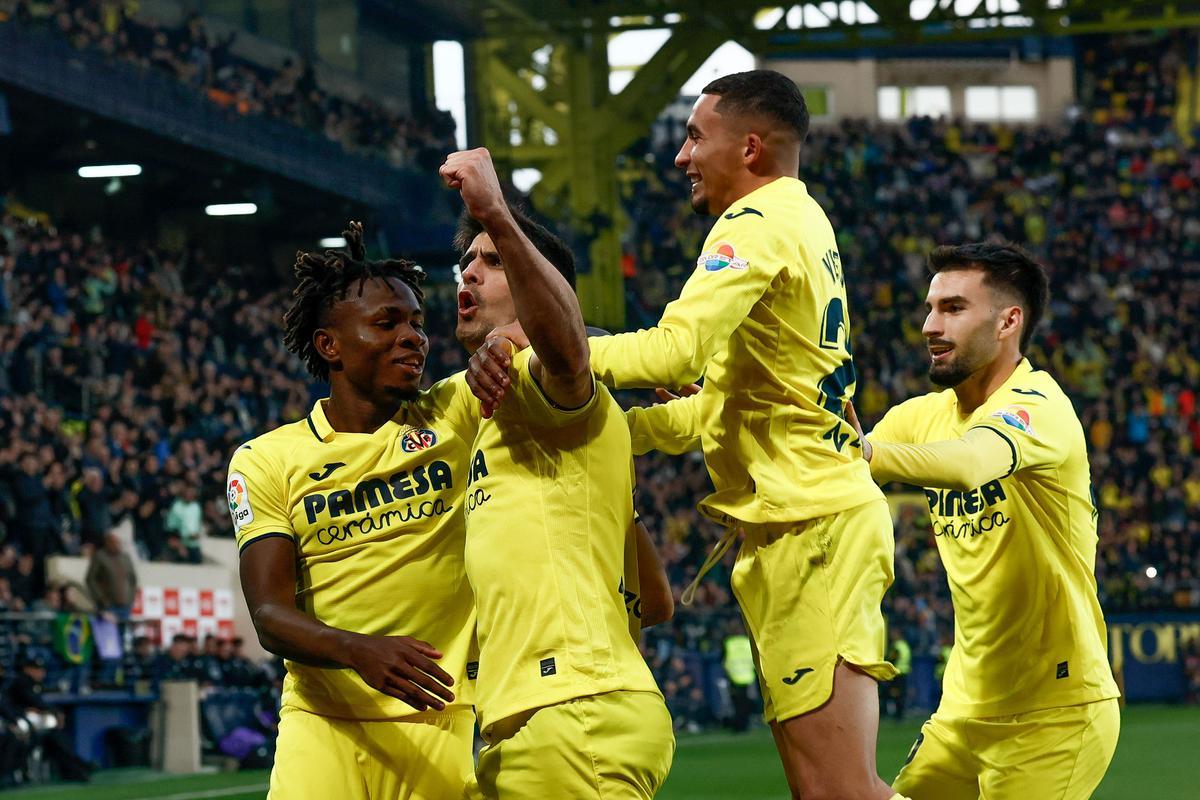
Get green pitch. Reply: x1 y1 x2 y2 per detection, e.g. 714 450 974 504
5 705 1196 799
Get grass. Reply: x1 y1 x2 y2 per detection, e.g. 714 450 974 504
660 704 1200 799
5 705 1196 799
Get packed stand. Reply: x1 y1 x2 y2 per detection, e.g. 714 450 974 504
2 0 458 170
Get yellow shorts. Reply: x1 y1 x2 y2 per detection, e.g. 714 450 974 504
466 690 675 799
269 704 475 800
731 498 897 722
893 698 1121 800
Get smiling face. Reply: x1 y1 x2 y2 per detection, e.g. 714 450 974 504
675 93 749 216
316 277 428 402
922 269 1020 388
455 232 517 352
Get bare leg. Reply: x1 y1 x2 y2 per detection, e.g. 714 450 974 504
768 661 895 800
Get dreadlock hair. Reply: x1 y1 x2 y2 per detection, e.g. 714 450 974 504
283 220 425 382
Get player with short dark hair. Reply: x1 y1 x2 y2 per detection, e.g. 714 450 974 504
441 149 675 799
453 203 674 640
850 241 1121 800
229 222 481 799
467 69 904 800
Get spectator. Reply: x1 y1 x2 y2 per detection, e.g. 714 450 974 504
884 627 912 719
74 467 113 550
164 483 203 564
84 532 137 619
722 619 756 733
152 634 198 683
10 454 56 595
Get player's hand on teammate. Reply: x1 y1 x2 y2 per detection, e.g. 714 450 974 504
654 383 702 404
844 401 871 461
467 334 518 418
344 634 455 711
439 148 508 226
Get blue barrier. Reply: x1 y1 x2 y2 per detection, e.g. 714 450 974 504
1108 613 1200 702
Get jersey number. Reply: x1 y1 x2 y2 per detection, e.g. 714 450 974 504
816 299 857 451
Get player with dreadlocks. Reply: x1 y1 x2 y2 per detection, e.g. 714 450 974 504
227 221 482 799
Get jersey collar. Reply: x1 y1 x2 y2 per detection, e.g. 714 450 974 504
306 399 335 443
721 175 807 217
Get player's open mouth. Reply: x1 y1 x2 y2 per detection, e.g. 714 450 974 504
687 172 701 188
458 289 478 320
393 355 424 375
929 342 954 362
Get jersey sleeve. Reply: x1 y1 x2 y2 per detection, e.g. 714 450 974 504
869 427 1015 492
970 386 1072 474
504 347 600 428
424 371 482 443
624 392 706 455
866 397 923 445
589 214 787 389
227 443 295 554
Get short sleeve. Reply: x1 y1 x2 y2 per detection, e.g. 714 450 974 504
971 388 1071 474
867 397 924 445
227 443 295 554
421 371 482 442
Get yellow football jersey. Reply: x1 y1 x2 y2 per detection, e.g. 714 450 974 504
869 360 1120 717
227 375 479 720
589 176 882 525
464 348 661 731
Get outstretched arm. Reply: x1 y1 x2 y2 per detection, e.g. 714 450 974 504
588 223 784 389
866 428 1015 491
441 149 591 409
849 401 1018 491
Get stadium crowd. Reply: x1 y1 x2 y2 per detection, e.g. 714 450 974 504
3 0 457 170
0 32 1196 757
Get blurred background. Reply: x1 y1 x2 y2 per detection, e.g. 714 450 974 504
0 0 1197 797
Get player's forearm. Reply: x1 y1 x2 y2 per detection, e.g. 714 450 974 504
634 519 673 628
625 398 703 456
590 326 707 390
249 601 363 670
868 427 1014 491
486 210 589 378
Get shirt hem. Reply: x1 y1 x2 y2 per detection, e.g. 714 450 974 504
282 697 477 722
477 681 662 732
701 485 886 526
937 687 1121 719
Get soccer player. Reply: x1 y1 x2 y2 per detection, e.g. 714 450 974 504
850 242 1121 799
440 149 675 798
468 70 901 800
227 223 480 799
451 209 674 637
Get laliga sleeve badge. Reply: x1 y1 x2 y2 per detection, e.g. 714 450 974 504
697 242 749 272
227 473 255 531
991 406 1035 437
